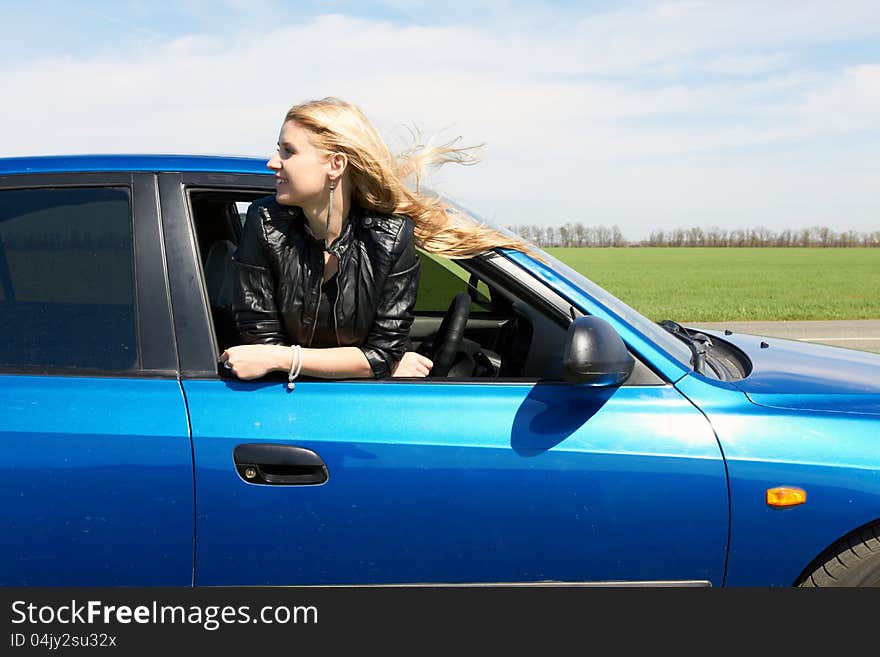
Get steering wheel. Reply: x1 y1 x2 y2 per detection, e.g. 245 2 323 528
425 292 471 377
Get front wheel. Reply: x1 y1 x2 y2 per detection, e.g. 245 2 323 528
797 524 880 587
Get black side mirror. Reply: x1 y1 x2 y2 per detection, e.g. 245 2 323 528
562 316 634 386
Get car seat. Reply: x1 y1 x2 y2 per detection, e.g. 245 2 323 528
204 239 240 350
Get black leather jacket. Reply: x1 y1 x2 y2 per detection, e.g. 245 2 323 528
232 195 420 378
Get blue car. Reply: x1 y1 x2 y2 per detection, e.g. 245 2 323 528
1 155 878 588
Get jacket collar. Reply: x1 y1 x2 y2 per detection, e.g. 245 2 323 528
276 198 381 259
294 202 370 259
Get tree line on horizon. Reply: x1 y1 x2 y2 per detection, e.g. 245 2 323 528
506 223 880 247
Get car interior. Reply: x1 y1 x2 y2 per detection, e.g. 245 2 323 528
187 189 663 384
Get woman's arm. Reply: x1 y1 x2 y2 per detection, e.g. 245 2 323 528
220 344 433 379
231 202 287 345
357 219 421 378
220 344 373 380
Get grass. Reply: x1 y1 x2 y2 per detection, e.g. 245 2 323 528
545 247 880 322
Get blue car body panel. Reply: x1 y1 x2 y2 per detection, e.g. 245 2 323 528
0 154 271 176
184 379 728 586
698 329 880 415
0 375 193 586
675 373 880 586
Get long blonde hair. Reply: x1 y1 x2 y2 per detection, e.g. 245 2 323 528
285 97 536 259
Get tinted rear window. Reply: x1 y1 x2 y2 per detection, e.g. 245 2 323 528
0 187 137 371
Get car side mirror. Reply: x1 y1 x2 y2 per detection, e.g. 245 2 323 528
562 316 635 387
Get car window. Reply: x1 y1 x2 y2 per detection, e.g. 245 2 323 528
235 201 249 227
526 250 694 368
416 250 491 312
0 187 137 371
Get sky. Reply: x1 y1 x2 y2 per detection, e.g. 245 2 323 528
1 0 879 241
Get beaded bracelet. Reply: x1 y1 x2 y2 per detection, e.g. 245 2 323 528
287 345 303 391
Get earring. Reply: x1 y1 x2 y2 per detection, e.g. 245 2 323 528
325 178 336 246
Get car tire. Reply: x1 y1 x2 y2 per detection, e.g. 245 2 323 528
797 524 880 587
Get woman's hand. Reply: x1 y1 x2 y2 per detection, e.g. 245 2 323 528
219 344 289 380
391 352 433 378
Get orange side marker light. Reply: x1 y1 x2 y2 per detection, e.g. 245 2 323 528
766 486 807 508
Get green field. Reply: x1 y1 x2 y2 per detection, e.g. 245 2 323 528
545 247 880 322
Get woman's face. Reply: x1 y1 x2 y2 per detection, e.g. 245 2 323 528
266 120 330 206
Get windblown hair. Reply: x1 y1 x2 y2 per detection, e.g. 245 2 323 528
285 97 536 259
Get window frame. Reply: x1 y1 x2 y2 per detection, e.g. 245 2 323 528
163 174 666 385
0 172 177 378
159 172 275 377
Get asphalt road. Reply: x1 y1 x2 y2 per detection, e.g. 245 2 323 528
687 320 880 354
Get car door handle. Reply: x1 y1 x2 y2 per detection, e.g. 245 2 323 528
233 444 328 485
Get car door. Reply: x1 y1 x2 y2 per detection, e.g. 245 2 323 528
0 171 193 586
160 173 729 587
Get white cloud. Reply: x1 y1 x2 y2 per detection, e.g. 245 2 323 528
651 52 792 77
1 5 879 239
568 0 880 73
799 64 880 132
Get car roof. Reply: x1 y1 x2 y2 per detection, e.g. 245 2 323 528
0 154 271 176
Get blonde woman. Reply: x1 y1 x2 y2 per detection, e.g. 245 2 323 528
220 97 528 382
